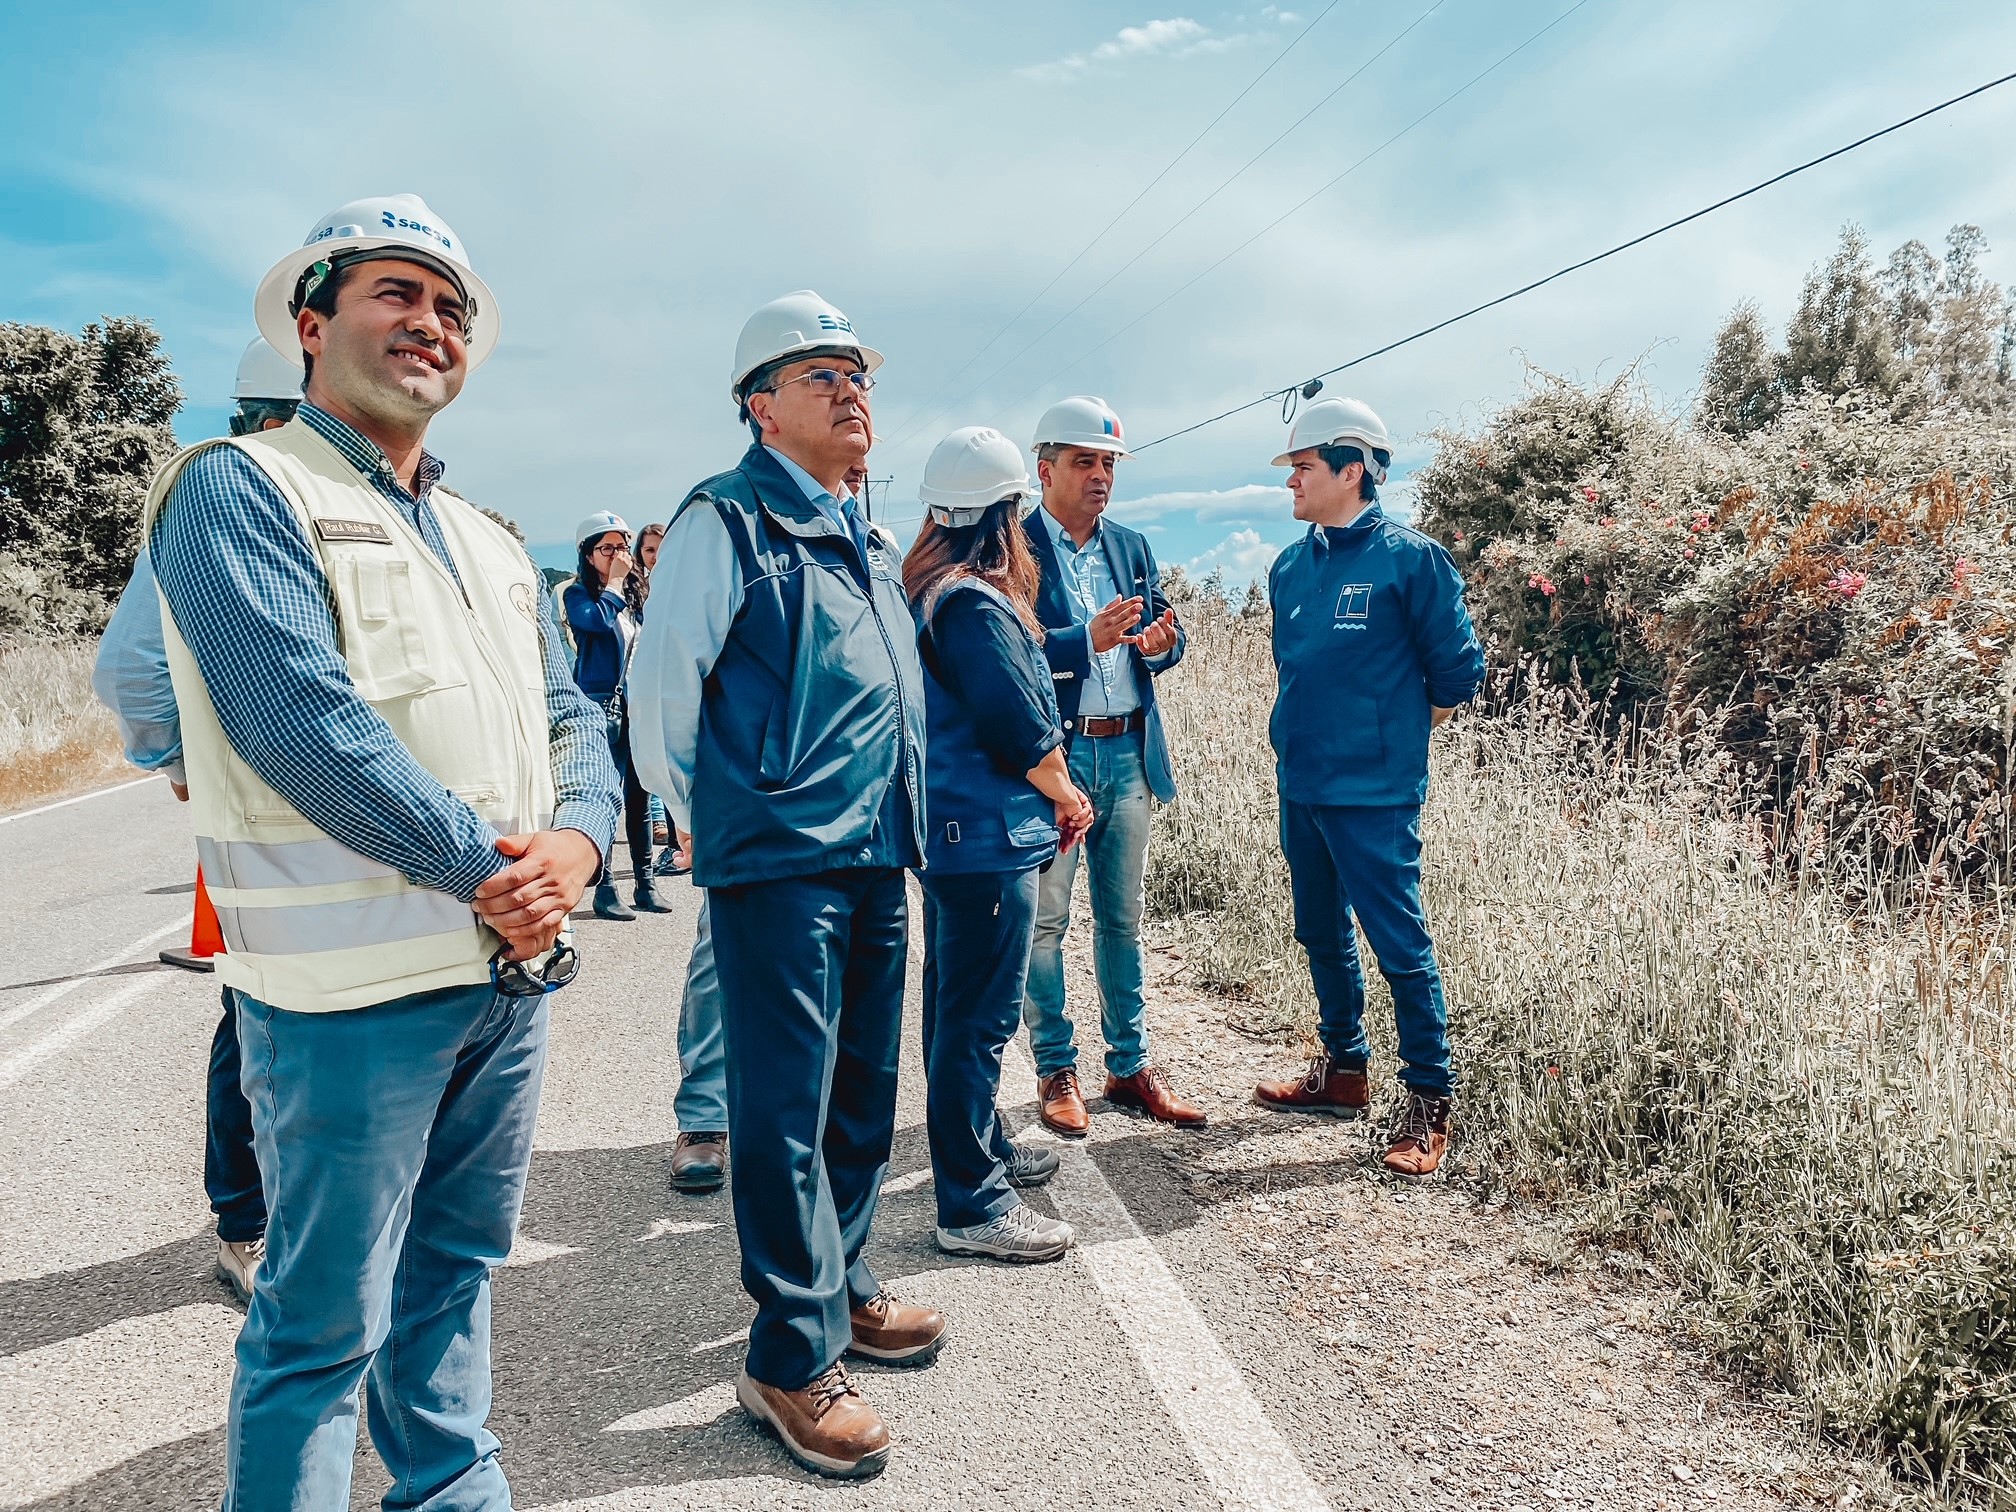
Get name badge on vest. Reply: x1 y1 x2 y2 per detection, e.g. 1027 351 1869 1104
315 518 395 545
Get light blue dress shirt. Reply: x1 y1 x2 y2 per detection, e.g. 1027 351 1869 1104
92 548 184 783
1038 503 1143 717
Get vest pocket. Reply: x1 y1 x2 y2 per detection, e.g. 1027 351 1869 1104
337 557 441 699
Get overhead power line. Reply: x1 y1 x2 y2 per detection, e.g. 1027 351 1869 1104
883 0 1449 453
1133 67 2016 454
873 0 1346 448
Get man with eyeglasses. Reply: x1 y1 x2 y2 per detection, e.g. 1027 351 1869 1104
631 290 935 1481
142 195 618 1505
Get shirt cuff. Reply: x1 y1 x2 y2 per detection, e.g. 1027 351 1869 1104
554 799 618 859
438 841 510 905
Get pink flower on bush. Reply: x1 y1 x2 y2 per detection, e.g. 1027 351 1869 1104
1954 558 1976 589
1828 568 1868 599
1454 530 1465 541
1691 514 1712 533
1599 515 1614 528
1583 486 1598 502
1528 572 1557 597
1583 574 1591 586
1683 549 1696 560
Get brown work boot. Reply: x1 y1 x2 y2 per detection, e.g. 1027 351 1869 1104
1104 1065 1208 1128
846 1287 948 1367
736 1363 891 1479
668 1130 727 1193
1383 1088 1453 1178
1037 1068 1090 1137
1256 1055 1370 1119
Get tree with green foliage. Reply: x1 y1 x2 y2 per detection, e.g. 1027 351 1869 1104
0 317 181 635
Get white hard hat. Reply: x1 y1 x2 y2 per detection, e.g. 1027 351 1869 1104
730 290 883 402
253 194 501 372
919 426 1033 528
1272 397 1392 482
1031 395 1131 458
574 510 632 547
233 337 303 401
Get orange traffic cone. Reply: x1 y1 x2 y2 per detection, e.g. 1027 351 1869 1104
160 866 225 973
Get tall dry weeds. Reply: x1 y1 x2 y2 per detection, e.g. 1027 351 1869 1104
0 637 127 813
1151 599 2016 1503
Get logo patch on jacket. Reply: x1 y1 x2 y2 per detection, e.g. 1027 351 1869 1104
1334 584 1372 626
509 581 538 621
314 518 394 544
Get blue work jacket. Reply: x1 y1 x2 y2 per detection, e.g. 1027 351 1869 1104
562 581 631 703
1021 510 1185 803
916 579 1062 875
1267 507 1486 808
681 445 927 886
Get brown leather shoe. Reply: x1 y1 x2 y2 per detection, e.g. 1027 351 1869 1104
1256 1055 1370 1119
1383 1089 1453 1178
668 1131 727 1193
846 1288 948 1367
1104 1066 1208 1128
1038 1068 1090 1138
736 1363 891 1479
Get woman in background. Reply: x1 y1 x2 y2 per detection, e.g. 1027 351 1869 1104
903 426 1092 1265
565 511 668 920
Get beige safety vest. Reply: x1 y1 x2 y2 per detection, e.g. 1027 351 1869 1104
140 419 557 1014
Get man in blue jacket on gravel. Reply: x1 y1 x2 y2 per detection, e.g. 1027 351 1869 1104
1252 398 1485 1178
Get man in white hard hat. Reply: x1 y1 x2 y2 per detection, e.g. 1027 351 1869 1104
1251 398 1484 1176
631 291 938 1480
1020 395 1206 1133
92 336 303 1309
143 195 620 1505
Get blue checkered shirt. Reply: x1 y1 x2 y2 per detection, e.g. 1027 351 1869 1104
149 404 619 903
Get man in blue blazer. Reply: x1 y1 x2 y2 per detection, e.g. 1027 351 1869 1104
1018 396 1205 1133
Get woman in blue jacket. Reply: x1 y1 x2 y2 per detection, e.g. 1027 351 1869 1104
904 427 1093 1265
565 510 667 920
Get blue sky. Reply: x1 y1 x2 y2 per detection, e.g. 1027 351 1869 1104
4 1 2014 581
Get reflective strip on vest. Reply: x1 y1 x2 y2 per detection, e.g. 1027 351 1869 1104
214 889 476 957
196 835 402 892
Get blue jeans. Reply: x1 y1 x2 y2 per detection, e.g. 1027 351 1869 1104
226 983 547 1512
1278 799 1454 1098
921 867 1039 1230
1024 733 1152 1079
672 898 727 1133
709 868 906 1389
206 991 265 1244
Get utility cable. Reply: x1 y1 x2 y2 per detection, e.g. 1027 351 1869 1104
993 0 1593 431
882 0 1446 454
1132 66 2016 453
873 0 1346 447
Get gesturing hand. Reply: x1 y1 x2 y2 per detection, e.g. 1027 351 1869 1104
1089 594 1146 654
1126 608 1179 658
475 829 603 962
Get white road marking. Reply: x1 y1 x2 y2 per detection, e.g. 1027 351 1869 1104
0 774 159 826
0 1302 241 1502
689 1327 749 1354
0 975 162 1091
602 1382 737 1433
881 1167 932 1194
503 1235 581 1268
635 1218 719 1242
1003 1041 1330 1512
0 918 183 1036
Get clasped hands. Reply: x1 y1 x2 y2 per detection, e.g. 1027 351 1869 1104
473 829 604 962
1088 594 1178 658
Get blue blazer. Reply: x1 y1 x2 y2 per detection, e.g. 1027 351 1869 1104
1021 510 1185 804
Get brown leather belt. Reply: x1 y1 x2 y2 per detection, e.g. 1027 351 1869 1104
1077 710 1146 738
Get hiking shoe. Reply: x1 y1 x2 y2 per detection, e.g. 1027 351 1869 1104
1383 1089 1453 1178
1002 1141 1060 1189
737 1363 891 1479
1256 1055 1370 1119
669 1131 727 1192
937 1204 1075 1263
216 1237 264 1303
846 1288 948 1367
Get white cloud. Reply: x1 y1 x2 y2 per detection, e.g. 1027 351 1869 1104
1019 17 1221 82
1111 482 1290 524
1186 526 1281 584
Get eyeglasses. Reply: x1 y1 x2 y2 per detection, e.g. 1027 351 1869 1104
589 543 631 559
490 940 581 998
768 368 876 398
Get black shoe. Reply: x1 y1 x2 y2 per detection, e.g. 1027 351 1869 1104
593 881 636 921
654 848 691 878
634 874 674 913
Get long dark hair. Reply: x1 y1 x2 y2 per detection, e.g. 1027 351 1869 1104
576 532 641 618
631 523 664 613
901 499 1043 637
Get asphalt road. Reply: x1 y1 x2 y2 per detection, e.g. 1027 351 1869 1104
0 777 1406 1511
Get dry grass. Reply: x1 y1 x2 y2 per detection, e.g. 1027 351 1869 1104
1150 598 2016 1505
0 637 129 813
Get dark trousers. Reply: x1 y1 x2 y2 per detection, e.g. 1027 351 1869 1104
709 867 907 1389
1279 798 1454 1099
608 700 653 877
205 990 266 1243
920 866 1040 1230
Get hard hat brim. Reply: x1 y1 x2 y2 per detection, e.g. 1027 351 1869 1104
731 341 885 402
1030 435 1133 460
254 242 501 372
